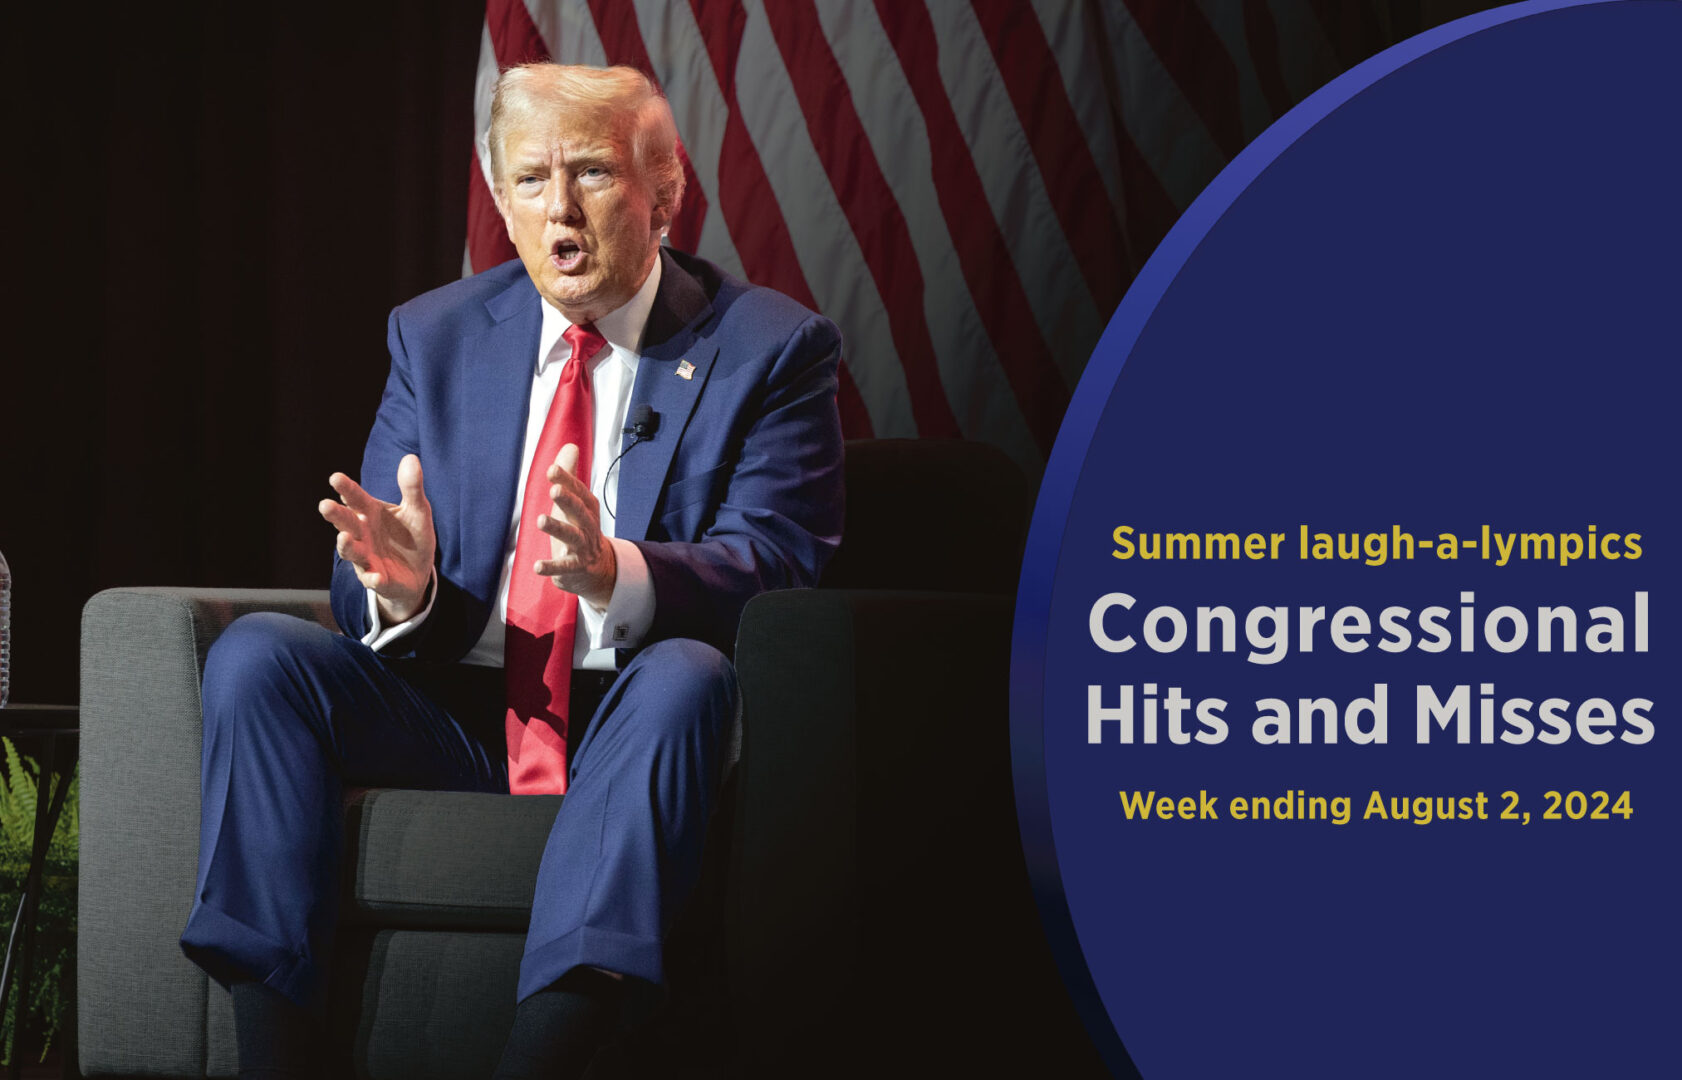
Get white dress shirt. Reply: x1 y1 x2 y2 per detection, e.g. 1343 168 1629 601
361 258 663 669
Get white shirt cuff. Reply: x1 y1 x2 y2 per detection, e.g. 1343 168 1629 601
577 537 655 650
361 568 438 652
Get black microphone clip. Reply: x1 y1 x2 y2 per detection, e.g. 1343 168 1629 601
605 406 659 523
623 404 660 440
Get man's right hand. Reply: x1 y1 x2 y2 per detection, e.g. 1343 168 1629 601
319 453 436 624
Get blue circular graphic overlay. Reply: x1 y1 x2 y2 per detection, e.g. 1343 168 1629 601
1011 3 1682 1077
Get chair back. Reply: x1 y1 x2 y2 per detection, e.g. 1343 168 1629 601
819 439 1029 594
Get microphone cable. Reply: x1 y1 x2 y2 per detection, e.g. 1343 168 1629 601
603 405 659 522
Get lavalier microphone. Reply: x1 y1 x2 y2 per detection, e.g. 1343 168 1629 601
605 406 660 522
623 405 660 439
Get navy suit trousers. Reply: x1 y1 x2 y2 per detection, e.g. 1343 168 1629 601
179 612 734 1009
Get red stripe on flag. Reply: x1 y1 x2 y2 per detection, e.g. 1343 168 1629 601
1112 117 1179 272
872 0 1067 454
478 1 545 275
584 0 657 77
1122 0 1246 158
762 1 959 439
1075 2 1183 272
668 141 707 253
1243 0 1293 122
969 0 1130 315
485 0 549 68
467 153 518 273
690 0 745 92
582 0 710 252
688 0 873 438
688 0 809 306
477 0 548 274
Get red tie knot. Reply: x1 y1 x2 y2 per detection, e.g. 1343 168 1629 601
563 322 608 372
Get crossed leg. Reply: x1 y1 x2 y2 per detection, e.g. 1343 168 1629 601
179 613 735 1074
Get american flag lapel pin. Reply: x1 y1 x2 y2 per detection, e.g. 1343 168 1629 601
676 359 696 381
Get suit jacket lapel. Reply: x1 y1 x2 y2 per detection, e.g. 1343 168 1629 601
460 276 542 594
617 249 717 542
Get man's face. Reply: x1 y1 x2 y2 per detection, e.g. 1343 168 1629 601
497 103 669 324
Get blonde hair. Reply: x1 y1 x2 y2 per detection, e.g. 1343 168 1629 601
489 63 685 217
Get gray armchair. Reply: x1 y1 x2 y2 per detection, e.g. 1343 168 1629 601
77 440 1103 1078
80 588 538 1077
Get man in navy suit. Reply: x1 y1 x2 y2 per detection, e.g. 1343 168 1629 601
179 62 843 1079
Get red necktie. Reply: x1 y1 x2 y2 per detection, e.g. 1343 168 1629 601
504 322 606 794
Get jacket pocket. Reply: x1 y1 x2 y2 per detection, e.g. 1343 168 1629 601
658 461 731 522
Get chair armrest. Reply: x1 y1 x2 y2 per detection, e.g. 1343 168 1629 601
728 587 1105 1076
78 587 332 1078
728 588 1011 1068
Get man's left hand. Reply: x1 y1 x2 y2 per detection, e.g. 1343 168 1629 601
533 442 617 610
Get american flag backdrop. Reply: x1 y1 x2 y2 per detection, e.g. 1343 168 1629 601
465 0 1405 477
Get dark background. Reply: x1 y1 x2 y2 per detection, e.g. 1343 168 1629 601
1 1 486 704
0 0 1497 707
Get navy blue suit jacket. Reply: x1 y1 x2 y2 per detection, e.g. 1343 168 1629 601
329 248 845 661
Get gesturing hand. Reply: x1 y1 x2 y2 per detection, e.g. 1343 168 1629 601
532 443 617 610
319 454 437 623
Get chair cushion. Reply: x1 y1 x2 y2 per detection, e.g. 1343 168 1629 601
341 789 560 930
329 928 525 1080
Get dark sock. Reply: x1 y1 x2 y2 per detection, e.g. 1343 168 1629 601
493 967 626 1080
231 981 322 1080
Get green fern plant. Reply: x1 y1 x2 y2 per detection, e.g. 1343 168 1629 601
0 737 37 848
0 736 77 1067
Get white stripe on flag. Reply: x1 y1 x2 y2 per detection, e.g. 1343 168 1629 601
734 0 916 439
630 0 745 278
474 22 500 190
814 0 1041 465
1028 0 1131 234
1095 1 1227 211
1194 0 1282 140
922 0 1103 390
523 0 607 67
